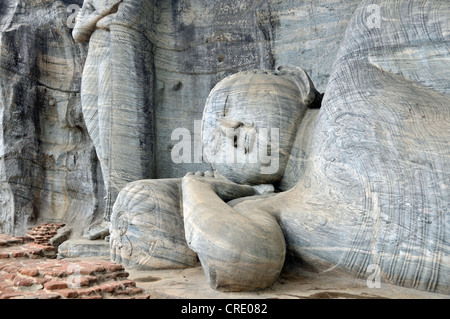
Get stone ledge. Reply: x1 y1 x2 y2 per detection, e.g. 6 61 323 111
125 266 450 299
57 238 110 259
1 227 448 299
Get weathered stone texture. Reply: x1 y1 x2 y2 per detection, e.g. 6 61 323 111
1 0 359 234
111 0 449 294
151 0 360 179
0 0 100 235
274 0 450 294
1 0 448 297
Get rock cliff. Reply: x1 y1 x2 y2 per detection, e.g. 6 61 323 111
0 0 101 235
0 0 360 234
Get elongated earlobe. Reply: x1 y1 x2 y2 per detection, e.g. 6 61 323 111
276 66 323 109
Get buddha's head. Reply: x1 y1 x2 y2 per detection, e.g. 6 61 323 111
202 66 322 185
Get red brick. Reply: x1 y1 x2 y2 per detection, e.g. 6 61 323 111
19 268 39 277
0 292 25 299
98 282 124 293
41 246 56 252
44 280 68 290
27 248 43 255
92 265 106 273
120 280 136 288
11 251 27 258
98 280 136 295
104 271 129 280
3 265 19 273
82 275 98 286
98 283 114 293
35 277 51 285
66 275 91 288
105 263 124 272
128 288 144 295
3 273 17 281
50 268 67 277
7 238 23 245
14 277 34 287
58 289 79 299
79 265 98 275
76 287 101 297
0 252 9 259
20 236 34 243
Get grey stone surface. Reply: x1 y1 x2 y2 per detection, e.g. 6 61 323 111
111 0 449 295
180 67 322 291
0 0 101 236
0 0 360 234
0 0 448 297
110 178 198 270
126 266 450 299
73 0 156 220
284 0 449 294
151 0 359 179
57 238 110 258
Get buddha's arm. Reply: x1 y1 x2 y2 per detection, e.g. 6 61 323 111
181 173 286 291
73 0 122 43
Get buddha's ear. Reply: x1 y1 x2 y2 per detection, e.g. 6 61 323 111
276 66 323 109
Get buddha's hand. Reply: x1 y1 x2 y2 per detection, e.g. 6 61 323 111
182 171 258 202
97 0 122 17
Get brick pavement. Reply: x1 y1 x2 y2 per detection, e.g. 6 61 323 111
0 223 150 299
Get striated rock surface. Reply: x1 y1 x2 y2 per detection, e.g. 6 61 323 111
73 0 156 220
0 0 361 235
1 0 448 297
110 0 361 180
111 0 449 294
110 178 198 270
152 0 361 179
0 0 101 236
271 0 449 294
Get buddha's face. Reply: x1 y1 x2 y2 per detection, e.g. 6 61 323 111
202 71 307 185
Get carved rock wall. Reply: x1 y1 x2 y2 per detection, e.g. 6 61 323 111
0 0 101 235
276 0 449 293
0 0 362 234
153 0 360 178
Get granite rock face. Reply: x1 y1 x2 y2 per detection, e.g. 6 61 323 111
73 0 156 220
152 0 360 179
110 178 198 270
220 0 449 293
0 0 102 236
111 0 449 294
0 0 358 234
289 0 449 293
1 0 448 296
0 0 358 235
